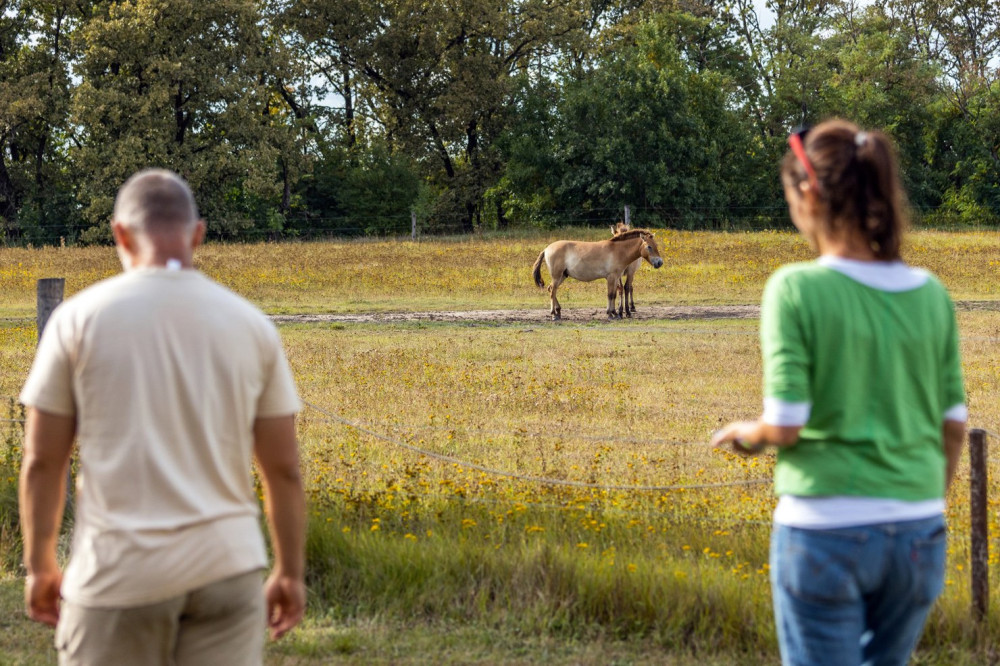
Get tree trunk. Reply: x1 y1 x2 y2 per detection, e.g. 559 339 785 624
0 145 20 238
464 199 475 233
281 158 291 215
342 59 356 149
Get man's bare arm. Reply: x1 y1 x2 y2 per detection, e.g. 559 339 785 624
253 415 306 640
19 408 75 626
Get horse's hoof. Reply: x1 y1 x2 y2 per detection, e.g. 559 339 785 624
552 315 561 321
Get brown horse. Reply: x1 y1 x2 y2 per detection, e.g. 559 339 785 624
611 222 641 317
531 229 663 320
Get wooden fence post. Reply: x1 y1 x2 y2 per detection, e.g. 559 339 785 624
411 211 417 241
969 428 988 622
624 204 631 226
36 278 71 514
36 278 64 340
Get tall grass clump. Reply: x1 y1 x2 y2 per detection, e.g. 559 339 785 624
0 401 25 573
303 498 775 654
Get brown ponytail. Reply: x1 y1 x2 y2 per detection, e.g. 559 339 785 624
782 119 908 260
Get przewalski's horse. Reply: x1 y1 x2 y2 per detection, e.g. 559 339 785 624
531 229 663 321
611 222 641 317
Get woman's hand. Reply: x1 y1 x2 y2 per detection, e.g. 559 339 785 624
711 420 803 455
711 421 767 456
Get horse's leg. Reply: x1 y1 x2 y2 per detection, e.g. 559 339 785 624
627 260 641 316
606 275 621 319
549 273 566 321
616 277 625 318
625 270 635 316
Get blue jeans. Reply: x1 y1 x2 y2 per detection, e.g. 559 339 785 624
770 515 947 666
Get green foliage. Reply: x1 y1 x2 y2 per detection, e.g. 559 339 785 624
496 12 776 229
70 0 306 236
1 400 24 573
0 0 999 243
294 139 426 236
0 1 85 246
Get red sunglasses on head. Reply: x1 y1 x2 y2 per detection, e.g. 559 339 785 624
788 126 819 193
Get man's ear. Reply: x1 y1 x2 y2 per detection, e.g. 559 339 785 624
111 220 134 252
190 220 206 250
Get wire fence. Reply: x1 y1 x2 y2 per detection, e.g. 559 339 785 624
4 203 994 248
307 414 724 448
3 397 998 559
1 214 792 247
3 393 997 489
301 400 771 493
2 392 997 564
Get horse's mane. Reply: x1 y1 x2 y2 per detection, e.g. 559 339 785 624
610 228 653 242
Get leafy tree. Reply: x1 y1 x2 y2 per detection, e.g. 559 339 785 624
71 0 307 240
294 137 425 236
823 3 944 209
497 12 770 229
888 0 1000 223
286 0 590 231
0 1 84 244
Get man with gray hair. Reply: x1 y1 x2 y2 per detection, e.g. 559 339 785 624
19 169 306 664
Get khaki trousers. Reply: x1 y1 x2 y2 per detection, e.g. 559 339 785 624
55 570 266 666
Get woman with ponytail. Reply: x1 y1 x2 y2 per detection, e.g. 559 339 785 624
712 119 967 666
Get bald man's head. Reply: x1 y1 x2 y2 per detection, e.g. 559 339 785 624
113 169 200 233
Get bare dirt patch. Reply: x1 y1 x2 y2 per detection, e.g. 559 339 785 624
271 305 761 325
270 300 1000 325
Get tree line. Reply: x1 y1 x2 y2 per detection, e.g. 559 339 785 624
1 0 997 245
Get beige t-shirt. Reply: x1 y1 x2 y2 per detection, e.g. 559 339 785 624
20 267 301 608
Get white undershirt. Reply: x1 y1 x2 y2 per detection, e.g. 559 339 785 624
769 256 964 528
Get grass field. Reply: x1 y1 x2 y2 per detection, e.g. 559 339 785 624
2 229 1000 664
2 227 1000 318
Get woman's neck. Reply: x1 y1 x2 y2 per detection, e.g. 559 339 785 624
816 231 877 261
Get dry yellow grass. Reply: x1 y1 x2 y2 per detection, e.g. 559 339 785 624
2 230 999 663
1 229 998 317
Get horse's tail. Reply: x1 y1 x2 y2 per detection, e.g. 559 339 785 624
532 250 546 288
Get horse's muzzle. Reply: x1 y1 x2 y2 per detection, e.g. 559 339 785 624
651 258 664 268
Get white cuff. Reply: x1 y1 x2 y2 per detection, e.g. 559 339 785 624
944 404 968 423
762 398 811 426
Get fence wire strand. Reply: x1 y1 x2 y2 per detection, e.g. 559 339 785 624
304 415 714 448
302 401 770 493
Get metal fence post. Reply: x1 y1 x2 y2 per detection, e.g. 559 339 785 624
624 204 631 226
969 428 988 622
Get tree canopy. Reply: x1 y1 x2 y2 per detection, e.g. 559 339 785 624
0 0 998 244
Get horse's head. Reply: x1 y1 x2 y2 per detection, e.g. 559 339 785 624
639 232 664 269
611 221 631 237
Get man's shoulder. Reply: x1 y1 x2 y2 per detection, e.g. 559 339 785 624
196 274 273 323
52 272 136 319
57 271 273 330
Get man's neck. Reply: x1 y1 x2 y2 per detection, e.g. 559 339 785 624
126 240 195 269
